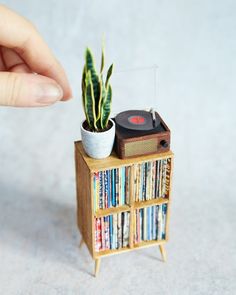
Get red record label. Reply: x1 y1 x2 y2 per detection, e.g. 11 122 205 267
115 110 160 131
128 115 146 125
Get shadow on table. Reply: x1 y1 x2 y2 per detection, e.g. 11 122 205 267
0 183 93 276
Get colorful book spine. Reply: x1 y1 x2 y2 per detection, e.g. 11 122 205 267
121 167 124 205
109 215 113 249
105 171 108 207
97 217 102 251
119 168 122 206
107 170 110 208
116 168 119 206
101 216 105 249
113 213 118 249
117 212 122 248
143 207 146 240
159 160 162 197
151 161 156 199
137 210 141 243
134 204 168 244
162 204 167 239
125 167 129 204
155 160 159 198
99 172 103 209
152 205 156 240
111 169 115 207
157 204 162 240
123 212 130 247
104 216 110 249
95 212 130 252
146 162 151 200
149 206 152 240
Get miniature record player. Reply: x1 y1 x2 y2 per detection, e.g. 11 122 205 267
114 109 170 159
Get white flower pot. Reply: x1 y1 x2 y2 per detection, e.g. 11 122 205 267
80 119 115 159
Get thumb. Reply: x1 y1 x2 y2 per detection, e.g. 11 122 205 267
0 72 63 107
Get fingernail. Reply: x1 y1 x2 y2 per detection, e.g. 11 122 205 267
36 83 63 104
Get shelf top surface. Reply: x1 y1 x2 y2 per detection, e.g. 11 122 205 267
75 141 173 171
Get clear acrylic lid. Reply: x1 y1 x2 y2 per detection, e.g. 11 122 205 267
111 65 159 117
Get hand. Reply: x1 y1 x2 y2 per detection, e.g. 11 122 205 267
0 5 72 107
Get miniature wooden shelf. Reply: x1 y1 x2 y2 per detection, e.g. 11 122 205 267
74 141 173 276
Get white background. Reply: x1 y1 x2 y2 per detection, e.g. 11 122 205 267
0 1 235 294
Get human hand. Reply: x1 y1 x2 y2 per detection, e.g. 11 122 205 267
0 5 72 107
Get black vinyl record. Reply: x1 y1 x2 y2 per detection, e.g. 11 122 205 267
115 110 160 131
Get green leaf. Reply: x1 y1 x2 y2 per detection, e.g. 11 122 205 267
99 81 106 128
105 64 113 88
101 84 112 129
100 43 105 73
95 79 103 129
85 47 100 118
81 65 86 114
84 71 97 130
85 48 96 75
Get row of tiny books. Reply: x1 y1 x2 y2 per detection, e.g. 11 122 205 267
133 158 171 202
134 204 167 243
93 167 131 211
93 157 171 212
95 211 130 252
94 203 168 252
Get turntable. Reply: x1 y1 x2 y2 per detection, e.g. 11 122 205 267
113 109 170 159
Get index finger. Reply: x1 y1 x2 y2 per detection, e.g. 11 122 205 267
0 4 72 100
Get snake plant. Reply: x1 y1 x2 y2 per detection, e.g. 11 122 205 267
82 45 113 132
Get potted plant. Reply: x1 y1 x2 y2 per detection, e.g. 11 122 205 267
80 45 115 159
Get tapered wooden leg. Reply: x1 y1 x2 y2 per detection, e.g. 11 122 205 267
94 258 101 277
159 244 167 262
79 238 84 248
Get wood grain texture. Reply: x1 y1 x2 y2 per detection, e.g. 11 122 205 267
74 142 94 258
159 244 167 262
95 258 101 277
165 155 174 242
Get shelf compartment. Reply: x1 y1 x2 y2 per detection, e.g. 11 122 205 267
93 166 131 213
134 204 168 244
133 157 172 202
94 211 131 253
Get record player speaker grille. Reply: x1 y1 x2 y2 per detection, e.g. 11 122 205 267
124 139 157 157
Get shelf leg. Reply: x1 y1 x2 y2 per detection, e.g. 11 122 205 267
159 244 167 262
79 237 84 248
94 258 101 277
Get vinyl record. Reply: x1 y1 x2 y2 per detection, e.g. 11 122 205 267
115 110 160 131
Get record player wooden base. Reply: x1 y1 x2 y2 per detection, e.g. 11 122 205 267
74 141 173 277
114 111 171 159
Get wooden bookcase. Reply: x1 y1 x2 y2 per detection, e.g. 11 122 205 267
74 141 174 276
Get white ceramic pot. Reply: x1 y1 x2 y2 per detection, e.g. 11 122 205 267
81 119 115 159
